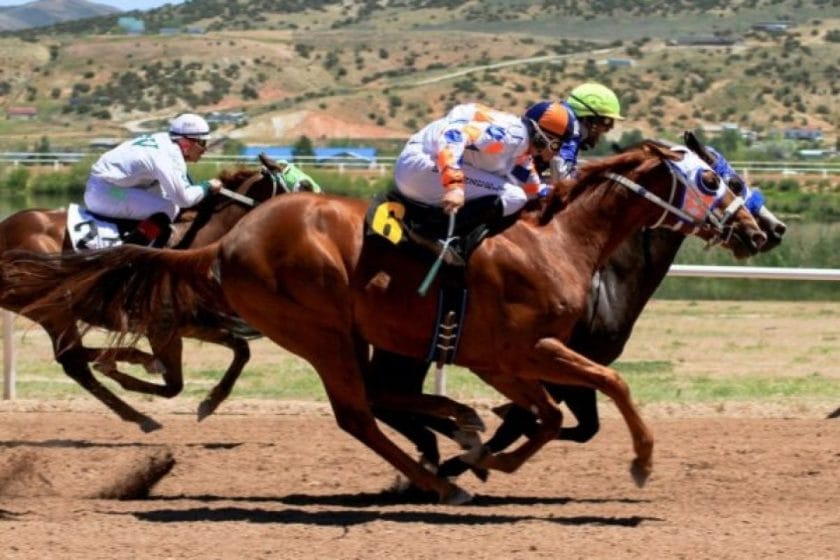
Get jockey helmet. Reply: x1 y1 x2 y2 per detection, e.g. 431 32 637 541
169 113 211 139
566 83 625 120
522 101 571 150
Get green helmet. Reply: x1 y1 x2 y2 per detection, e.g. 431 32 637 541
566 83 625 120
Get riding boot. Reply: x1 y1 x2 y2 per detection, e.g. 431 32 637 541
122 212 172 248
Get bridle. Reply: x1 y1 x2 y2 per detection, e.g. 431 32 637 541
603 152 747 246
216 166 290 208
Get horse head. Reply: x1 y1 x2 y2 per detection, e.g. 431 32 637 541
684 131 787 251
559 142 766 259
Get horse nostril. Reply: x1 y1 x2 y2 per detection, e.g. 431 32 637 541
773 223 787 238
752 231 767 249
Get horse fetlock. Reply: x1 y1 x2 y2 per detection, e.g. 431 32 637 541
452 429 482 451
144 358 166 374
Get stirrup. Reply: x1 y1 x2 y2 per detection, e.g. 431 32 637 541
436 239 465 267
407 229 465 267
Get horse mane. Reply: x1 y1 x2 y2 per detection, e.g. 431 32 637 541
539 146 654 225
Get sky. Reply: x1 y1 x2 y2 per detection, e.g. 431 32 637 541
0 0 184 10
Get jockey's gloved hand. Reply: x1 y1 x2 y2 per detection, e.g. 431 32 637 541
442 187 465 215
550 157 574 182
207 178 223 193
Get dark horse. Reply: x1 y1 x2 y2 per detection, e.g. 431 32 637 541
0 156 290 431
2 142 767 503
367 132 789 478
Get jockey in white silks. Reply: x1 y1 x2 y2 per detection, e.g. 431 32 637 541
83 112 222 246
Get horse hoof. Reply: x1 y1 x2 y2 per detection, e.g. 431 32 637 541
139 418 163 433
440 486 473 506
630 458 652 488
196 400 217 422
469 467 489 482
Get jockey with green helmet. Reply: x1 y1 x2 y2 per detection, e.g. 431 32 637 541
550 82 624 180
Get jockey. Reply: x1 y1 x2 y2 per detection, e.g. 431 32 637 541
83 113 223 247
550 82 625 181
394 101 573 230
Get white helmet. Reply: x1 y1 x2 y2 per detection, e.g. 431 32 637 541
169 113 210 139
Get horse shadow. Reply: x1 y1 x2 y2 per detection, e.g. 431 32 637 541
0 439 241 450
127 491 658 527
126 505 660 528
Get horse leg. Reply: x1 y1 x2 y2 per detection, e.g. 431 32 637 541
366 349 442 466
306 333 471 505
45 323 163 432
197 335 251 421
551 384 600 443
464 375 564 475
366 350 483 471
92 334 184 399
90 346 164 375
532 337 653 486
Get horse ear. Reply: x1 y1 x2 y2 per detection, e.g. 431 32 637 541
684 131 716 165
258 152 284 171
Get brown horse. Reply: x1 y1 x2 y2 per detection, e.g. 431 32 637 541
0 159 287 431
2 141 767 503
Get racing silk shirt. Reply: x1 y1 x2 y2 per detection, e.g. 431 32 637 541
89 132 208 209
554 101 584 178
409 103 543 197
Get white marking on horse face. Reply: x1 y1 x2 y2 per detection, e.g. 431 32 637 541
669 147 727 200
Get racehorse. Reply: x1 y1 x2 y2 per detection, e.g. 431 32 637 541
367 132 789 478
1 141 767 503
0 156 290 431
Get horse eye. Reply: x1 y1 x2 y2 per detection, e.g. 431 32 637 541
728 177 746 195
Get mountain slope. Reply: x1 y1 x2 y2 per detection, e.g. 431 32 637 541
0 0 119 32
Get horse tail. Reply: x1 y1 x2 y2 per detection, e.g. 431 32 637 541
1 243 223 344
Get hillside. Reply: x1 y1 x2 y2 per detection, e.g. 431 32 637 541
0 0 118 32
0 0 837 152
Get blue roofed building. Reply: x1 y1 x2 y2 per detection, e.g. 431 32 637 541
314 147 377 168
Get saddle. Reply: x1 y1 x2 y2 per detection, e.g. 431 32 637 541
66 204 186 252
365 190 503 366
365 190 501 267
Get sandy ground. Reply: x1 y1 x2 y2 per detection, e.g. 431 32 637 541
1 399 838 560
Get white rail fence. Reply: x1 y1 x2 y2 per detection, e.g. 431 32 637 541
1 152 839 178
3 265 839 400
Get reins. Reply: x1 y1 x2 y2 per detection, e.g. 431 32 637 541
216 165 287 208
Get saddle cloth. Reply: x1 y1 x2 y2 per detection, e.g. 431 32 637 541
66 203 123 252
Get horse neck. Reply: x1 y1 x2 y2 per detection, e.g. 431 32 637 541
550 179 660 275
183 202 251 249
580 229 686 345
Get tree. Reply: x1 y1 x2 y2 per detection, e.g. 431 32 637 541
293 135 314 158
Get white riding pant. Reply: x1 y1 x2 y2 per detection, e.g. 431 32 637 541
84 177 179 221
394 142 528 217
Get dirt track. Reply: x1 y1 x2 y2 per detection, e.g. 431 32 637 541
1 400 838 560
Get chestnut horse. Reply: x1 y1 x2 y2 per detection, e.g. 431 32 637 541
0 159 288 431
368 132 789 478
2 141 767 503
